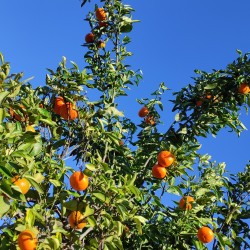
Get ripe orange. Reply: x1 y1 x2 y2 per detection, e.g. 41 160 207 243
96 8 106 21
179 196 195 210
157 151 174 168
98 40 105 49
18 229 38 250
60 102 78 120
9 104 27 122
138 106 149 117
197 226 214 243
69 171 89 191
53 96 65 115
206 94 212 99
144 116 155 125
152 164 167 179
11 176 30 194
85 33 95 43
68 211 87 229
238 82 250 94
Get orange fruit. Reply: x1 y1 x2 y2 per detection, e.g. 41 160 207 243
85 33 95 43
26 125 35 133
206 94 212 99
11 176 30 195
197 226 214 243
157 151 174 168
152 164 167 179
238 82 250 94
69 171 89 191
18 229 38 250
96 8 106 21
59 102 78 120
144 116 155 125
68 211 87 229
138 106 149 117
9 104 27 122
196 100 203 107
53 96 65 115
179 196 195 210
98 40 105 49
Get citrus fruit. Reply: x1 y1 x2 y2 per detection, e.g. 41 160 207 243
197 226 214 243
26 125 35 133
69 171 89 191
11 176 31 194
85 33 95 43
138 106 149 117
179 196 195 210
96 8 106 21
59 102 78 120
53 96 65 115
157 151 175 168
238 82 250 94
144 116 155 125
68 211 87 229
98 40 105 49
152 164 167 179
17 229 38 250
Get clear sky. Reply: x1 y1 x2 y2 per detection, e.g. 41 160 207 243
1 1 250 248
2 0 250 175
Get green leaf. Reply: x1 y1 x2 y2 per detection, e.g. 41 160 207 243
25 208 35 227
216 232 225 248
50 179 61 187
0 91 9 105
204 83 217 90
133 215 148 224
84 204 94 218
120 23 133 33
134 217 142 234
93 192 110 204
0 195 10 218
0 108 5 122
85 163 97 171
127 174 137 186
87 215 97 227
24 175 44 194
63 200 78 211
40 118 57 127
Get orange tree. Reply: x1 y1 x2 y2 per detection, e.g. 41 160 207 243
0 0 250 249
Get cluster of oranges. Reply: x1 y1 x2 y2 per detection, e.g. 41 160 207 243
85 8 107 48
151 150 174 179
138 106 155 125
68 171 89 229
196 82 250 107
53 96 78 121
16 171 89 249
179 196 214 243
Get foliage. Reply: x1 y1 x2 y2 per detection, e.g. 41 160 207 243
0 0 249 249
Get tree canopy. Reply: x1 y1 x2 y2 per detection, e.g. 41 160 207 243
0 1 249 249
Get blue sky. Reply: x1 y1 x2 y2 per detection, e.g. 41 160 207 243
1 1 250 248
2 0 250 175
